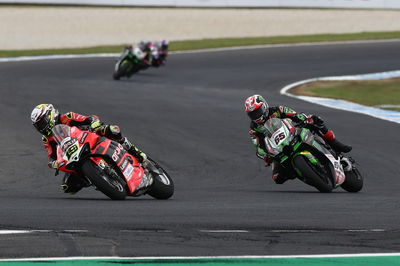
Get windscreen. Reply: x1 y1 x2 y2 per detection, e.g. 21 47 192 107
264 118 284 138
52 124 71 145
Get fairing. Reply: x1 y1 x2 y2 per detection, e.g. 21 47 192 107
52 124 145 194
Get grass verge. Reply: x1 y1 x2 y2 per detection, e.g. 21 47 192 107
1 31 400 58
291 78 400 111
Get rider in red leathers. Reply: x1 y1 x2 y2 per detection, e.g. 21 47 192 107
31 104 147 194
245 95 352 184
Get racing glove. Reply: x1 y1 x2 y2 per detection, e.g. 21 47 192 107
311 115 324 126
304 115 324 125
90 120 103 132
48 160 58 169
48 160 59 176
256 149 271 167
263 156 272 167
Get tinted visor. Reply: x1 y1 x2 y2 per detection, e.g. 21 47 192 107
34 114 51 135
247 105 266 121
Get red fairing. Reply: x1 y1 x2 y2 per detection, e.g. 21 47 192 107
322 130 335 141
116 153 144 194
56 127 100 174
55 125 145 194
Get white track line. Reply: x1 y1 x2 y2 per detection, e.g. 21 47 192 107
199 229 249 233
0 230 32 234
0 230 87 234
1 253 400 262
0 228 389 235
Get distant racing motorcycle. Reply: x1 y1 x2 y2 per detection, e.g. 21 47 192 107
263 118 363 192
52 124 174 200
113 47 147 80
113 41 169 79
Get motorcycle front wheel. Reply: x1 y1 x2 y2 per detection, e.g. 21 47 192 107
146 158 174 200
293 155 333 193
113 60 130 80
341 167 363 192
82 160 127 200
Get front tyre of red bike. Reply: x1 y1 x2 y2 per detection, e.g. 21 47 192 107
146 158 174 200
82 160 127 200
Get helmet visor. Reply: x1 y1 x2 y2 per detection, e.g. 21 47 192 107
34 114 54 135
247 104 266 121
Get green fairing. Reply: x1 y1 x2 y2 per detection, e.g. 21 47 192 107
292 152 318 177
300 128 310 141
283 107 297 115
296 113 308 121
293 142 301 151
254 124 268 134
257 148 267 156
311 140 323 151
280 155 289 163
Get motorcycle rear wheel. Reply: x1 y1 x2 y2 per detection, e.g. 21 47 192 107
82 160 127 200
293 155 333 193
147 158 174 200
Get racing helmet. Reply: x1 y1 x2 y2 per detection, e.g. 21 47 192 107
245 95 269 124
139 41 152 53
31 104 59 136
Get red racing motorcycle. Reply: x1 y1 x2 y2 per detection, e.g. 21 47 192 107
52 124 174 200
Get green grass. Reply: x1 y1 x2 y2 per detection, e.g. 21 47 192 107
292 79 400 111
1 31 400 58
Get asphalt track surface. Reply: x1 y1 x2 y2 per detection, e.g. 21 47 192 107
0 40 399 258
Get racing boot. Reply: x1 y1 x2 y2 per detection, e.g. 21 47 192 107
322 130 352 153
272 163 296 184
327 139 352 153
61 173 90 194
120 137 147 163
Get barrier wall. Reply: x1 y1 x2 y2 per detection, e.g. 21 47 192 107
1 0 400 9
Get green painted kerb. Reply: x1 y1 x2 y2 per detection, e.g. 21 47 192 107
1 256 400 266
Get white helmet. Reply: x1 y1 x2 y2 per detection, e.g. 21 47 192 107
31 104 59 136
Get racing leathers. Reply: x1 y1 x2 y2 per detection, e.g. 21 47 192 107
249 106 352 184
42 112 146 194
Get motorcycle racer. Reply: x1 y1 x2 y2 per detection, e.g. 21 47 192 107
31 104 147 194
245 94 352 184
151 40 169 66
135 40 153 66
124 40 168 69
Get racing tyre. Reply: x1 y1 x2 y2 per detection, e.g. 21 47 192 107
147 158 174 200
82 160 127 200
341 167 363 192
113 60 130 80
293 155 333 193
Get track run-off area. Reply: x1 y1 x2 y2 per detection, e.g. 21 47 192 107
0 40 399 264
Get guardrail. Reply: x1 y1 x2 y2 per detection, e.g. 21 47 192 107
1 0 400 9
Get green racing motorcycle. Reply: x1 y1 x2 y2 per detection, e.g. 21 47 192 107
113 47 146 80
263 118 363 192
